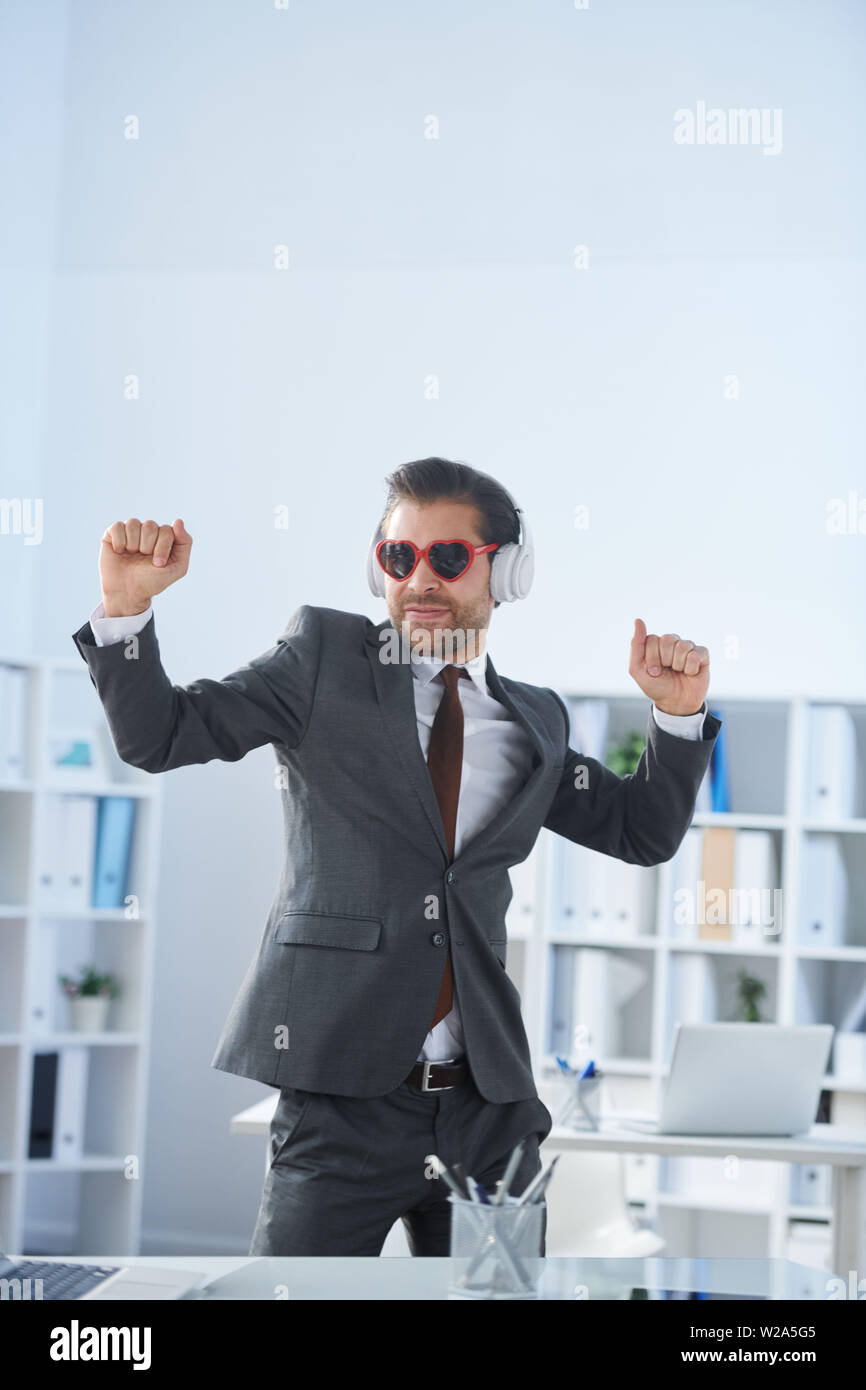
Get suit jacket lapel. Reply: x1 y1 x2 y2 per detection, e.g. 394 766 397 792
458 654 549 863
364 618 450 864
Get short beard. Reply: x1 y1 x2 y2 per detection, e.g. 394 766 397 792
386 593 491 663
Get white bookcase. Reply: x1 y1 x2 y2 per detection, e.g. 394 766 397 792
504 692 866 1268
3 661 863 1266
0 652 161 1256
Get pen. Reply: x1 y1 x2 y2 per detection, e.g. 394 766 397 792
451 1162 471 1199
507 1156 561 1251
522 1155 560 1207
427 1154 470 1203
515 1153 560 1206
492 1138 526 1206
464 1170 484 1205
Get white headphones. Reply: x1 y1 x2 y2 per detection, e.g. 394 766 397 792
366 503 534 603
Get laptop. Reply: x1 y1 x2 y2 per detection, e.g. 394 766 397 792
0 1240 209 1301
613 1022 834 1137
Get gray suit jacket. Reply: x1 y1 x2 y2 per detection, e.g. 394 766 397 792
71 604 721 1103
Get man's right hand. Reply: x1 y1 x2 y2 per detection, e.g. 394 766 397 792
99 517 193 617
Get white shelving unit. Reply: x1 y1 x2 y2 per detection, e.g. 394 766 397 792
503 692 866 1268
0 652 161 1256
3 661 862 1266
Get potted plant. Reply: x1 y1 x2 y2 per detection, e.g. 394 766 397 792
606 731 646 777
734 969 766 1023
58 966 119 1033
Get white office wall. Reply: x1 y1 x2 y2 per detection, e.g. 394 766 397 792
5 0 865 1248
0 3 69 652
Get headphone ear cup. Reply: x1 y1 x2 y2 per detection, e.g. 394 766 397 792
489 544 514 603
366 527 386 597
490 508 534 602
513 545 534 599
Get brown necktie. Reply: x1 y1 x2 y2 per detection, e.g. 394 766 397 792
427 665 468 1028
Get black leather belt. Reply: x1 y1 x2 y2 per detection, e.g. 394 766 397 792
405 1058 469 1092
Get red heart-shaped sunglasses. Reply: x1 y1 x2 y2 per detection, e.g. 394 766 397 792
376 538 498 583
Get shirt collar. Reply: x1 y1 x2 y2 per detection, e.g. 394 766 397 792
409 645 489 696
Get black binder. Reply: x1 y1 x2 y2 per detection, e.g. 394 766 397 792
28 1052 59 1158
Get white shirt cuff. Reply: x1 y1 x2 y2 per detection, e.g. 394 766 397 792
652 700 706 740
89 599 153 648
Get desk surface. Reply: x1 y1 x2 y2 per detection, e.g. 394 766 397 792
230 1095 866 1165
183 1256 838 1300
546 1121 866 1165
18 1254 837 1300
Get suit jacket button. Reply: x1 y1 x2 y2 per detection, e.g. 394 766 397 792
431 932 446 947
446 870 455 884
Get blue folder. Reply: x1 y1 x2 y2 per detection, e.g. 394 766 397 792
92 796 136 908
708 706 729 813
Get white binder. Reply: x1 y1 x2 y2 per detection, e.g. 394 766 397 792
505 848 537 935
667 953 717 1053
669 828 704 941
798 835 847 947
806 705 857 821
0 664 28 781
37 797 69 909
30 924 56 1036
557 844 651 939
548 945 576 1057
61 796 98 912
602 857 654 939
553 841 592 933
53 1046 89 1162
568 698 609 760
731 830 778 946
694 767 713 814
790 1163 832 1208
572 948 646 1059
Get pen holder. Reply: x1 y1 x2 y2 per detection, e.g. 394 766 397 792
447 1195 544 1300
553 1071 603 1131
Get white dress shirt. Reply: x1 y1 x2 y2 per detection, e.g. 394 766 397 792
87 601 706 1064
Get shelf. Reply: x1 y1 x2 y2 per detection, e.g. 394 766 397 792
542 1053 656 1076
795 945 866 963
665 938 782 955
34 907 148 923
24 1156 134 1172
691 812 788 830
25 1033 142 1047
656 1190 775 1215
546 933 659 949
802 819 866 835
786 1205 832 1222
41 781 156 799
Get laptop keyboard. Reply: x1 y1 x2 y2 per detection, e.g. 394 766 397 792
7 1259 119 1300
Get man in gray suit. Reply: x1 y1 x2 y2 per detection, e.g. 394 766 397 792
72 457 720 1257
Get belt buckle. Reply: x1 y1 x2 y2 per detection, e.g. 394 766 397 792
421 1059 455 1092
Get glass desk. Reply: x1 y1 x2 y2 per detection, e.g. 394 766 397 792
183 1256 835 1300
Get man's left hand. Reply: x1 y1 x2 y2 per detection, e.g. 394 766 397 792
629 617 710 715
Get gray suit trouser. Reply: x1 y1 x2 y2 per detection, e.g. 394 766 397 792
249 1066 554 1256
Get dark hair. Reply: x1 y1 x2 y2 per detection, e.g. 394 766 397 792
379 457 520 607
